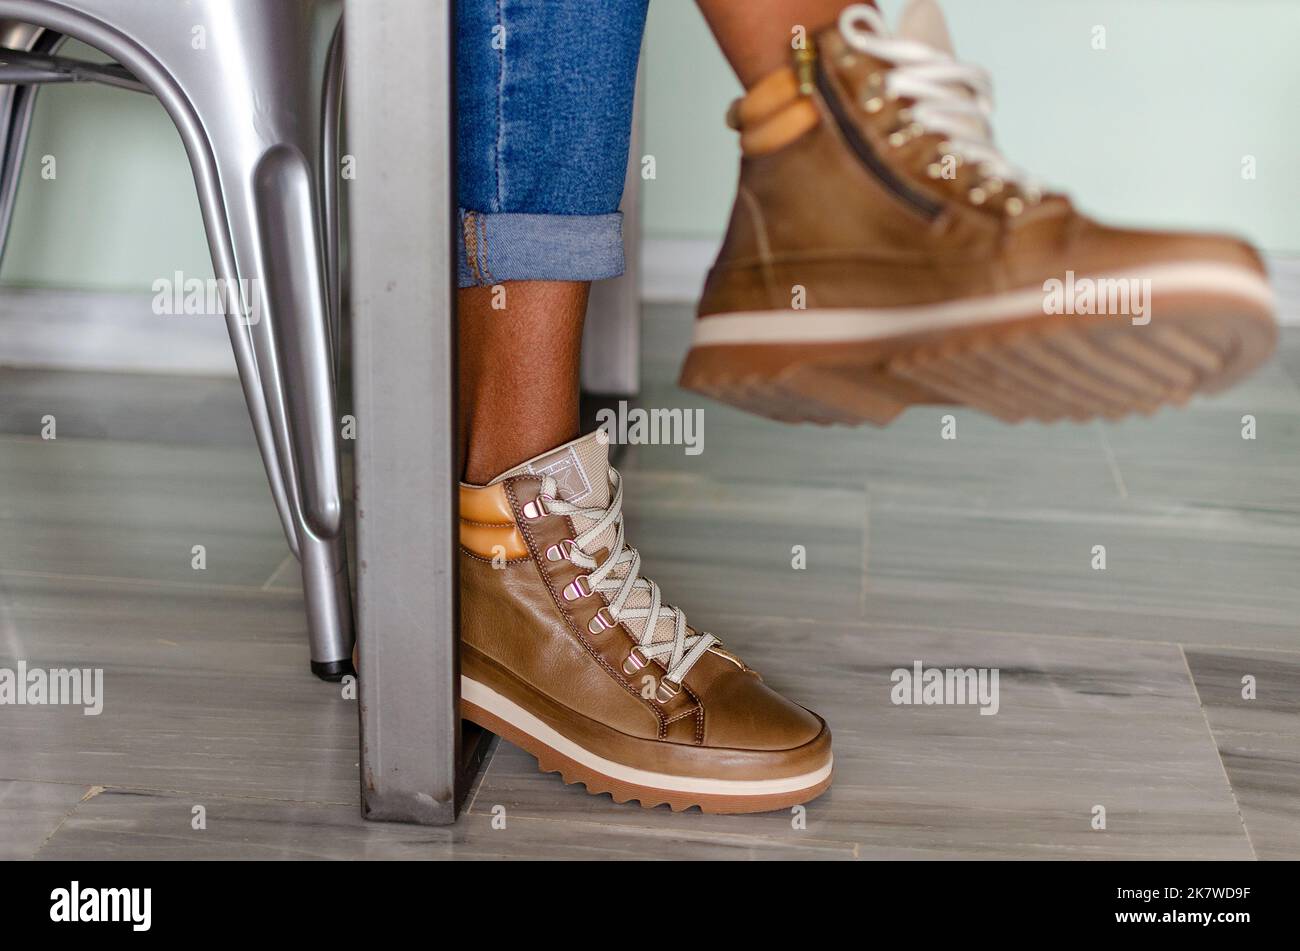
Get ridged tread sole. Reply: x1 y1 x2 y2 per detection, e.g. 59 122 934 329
679 307 1275 426
462 698 832 815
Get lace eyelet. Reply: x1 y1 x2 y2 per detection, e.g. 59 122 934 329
562 575 591 602
587 607 615 635
545 539 575 562
1004 197 1025 217
522 495 553 520
968 186 987 206
622 648 648 676
655 678 681 703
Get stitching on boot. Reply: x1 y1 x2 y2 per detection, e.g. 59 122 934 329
460 517 515 528
663 707 698 726
460 547 531 566
681 683 705 745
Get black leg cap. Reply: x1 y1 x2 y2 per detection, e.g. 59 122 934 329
311 659 355 683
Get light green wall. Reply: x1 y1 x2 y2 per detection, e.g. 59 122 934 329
2 2 1296 294
643 0 1300 253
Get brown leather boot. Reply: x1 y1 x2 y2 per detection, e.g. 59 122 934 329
680 0 1276 426
458 431 832 813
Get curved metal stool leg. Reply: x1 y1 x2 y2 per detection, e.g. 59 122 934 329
0 0 355 678
0 23 54 264
175 1 354 679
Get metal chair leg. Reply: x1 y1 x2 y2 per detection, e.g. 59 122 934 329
349 0 464 825
0 22 55 265
0 0 355 677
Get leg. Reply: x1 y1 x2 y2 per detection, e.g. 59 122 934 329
0 1 354 673
459 281 588 484
191 6 354 679
449 0 833 815
350 0 463 825
697 0 851 88
454 0 644 484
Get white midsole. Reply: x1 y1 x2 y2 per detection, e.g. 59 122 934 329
690 262 1275 347
462 676 833 797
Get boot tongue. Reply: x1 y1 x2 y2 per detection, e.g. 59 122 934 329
895 0 956 55
496 430 618 556
496 430 610 510
495 431 682 651
893 0 991 149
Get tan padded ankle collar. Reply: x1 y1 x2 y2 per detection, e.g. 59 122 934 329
459 482 528 560
727 67 819 157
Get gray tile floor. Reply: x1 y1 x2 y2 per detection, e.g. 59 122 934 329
2 310 1298 860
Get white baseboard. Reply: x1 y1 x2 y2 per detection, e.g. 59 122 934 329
1 250 1295 376
1270 254 1300 326
640 238 720 304
641 239 1300 328
0 287 236 376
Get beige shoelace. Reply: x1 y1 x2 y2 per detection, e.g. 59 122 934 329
540 467 717 686
839 3 1041 200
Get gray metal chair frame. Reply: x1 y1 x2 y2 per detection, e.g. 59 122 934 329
0 0 353 680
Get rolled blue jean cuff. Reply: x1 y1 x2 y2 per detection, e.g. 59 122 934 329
457 210 625 287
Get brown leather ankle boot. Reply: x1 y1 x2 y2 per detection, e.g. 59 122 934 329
680 0 1276 426
458 431 832 813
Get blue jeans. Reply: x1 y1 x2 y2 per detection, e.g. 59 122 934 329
457 0 649 287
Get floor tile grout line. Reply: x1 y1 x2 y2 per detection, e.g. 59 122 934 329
6 775 861 854
0 430 258 454
1178 643 1259 861
451 802 860 853
709 612 1300 657
463 736 500 816
260 554 296 591
30 784 102 860
859 499 870 619
0 567 301 599
1094 422 1129 501
0 777 357 809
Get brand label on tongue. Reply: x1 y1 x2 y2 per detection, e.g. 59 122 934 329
527 448 593 503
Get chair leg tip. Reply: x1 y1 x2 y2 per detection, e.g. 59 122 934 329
311 658 355 682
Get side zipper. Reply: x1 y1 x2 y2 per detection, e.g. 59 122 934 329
812 51 943 221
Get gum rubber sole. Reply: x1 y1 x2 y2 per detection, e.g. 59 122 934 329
680 270 1277 426
461 676 833 815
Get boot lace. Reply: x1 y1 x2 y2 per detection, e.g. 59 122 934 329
838 3 1041 201
540 468 717 686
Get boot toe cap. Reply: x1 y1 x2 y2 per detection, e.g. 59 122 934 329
690 656 826 753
